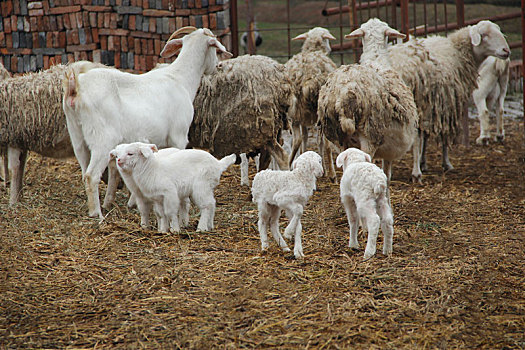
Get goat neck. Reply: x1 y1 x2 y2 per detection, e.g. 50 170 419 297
164 35 212 102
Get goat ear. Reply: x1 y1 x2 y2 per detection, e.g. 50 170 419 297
209 37 233 58
109 150 117 160
150 145 158 153
335 151 347 168
160 38 183 58
385 28 406 39
292 33 308 41
139 145 154 158
365 153 372 163
323 33 336 41
345 28 364 39
469 26 482 46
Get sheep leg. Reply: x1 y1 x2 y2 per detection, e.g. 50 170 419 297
164 196 181 233
360 203 380 260
269 141 290 171
378 194 394 256
240 153 250 186
269 205 290 252
282 202 304 259
1 152 8 186
153 202 168 233
342 195 359 249
475 97 491 145
84 150 110 219
300 125 308 154
288 122 303 167
495 91 506 143
411 131 423 183
258 150 272 170
257 202 271 252
382 160 393 183
7 147 28 205
136 196 152 229
102 160 120 210
320 135 336 183
420 132 429 172
441 133 454 172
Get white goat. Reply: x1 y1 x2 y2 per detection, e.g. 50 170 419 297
109 145 184 230
63 26 231 219
251 151 323 259
473 56 510 145
336 148 393 260
111 142 235 233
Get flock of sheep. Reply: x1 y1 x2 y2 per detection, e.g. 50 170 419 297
0 18 512 260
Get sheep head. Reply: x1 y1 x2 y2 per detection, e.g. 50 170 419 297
293 27 336 54
292 151 323 178
336 148 372 170
110 142 158 172
469 20 510 62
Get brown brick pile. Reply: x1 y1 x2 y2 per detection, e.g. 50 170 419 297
0 0 231 73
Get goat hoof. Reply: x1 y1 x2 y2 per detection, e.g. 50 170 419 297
495 135 505 143
476 136 490 146
411 174 422 184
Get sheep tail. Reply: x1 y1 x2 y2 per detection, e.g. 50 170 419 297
218 153 236 172
63 67 79 109
340 118 355 135
374 182 386 197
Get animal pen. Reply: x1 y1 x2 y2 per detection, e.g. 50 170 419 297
232 0 525 140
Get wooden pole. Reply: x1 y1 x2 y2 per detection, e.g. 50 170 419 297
400 0 409 40
245 0 255 55
522 0 525 141
230 0 239 57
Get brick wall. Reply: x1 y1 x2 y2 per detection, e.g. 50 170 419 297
0 0 231 73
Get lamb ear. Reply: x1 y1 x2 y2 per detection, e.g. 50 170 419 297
160 38 183 58
209 37 233 58
139 145 155 158
345 28 364 39
385 28 406 39
323 33 336 40
469 26 482 46
365 153 372 163
335 151 347 168
292 33 308 41
150 144 159 153
109 149 117 160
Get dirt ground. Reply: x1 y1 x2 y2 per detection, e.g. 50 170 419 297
1 110 524 348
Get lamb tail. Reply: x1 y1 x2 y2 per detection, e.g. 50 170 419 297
219 154 236 172
63 68 78 109
374 182 386 197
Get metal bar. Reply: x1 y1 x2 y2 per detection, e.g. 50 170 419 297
287 0 291 59
522 0 525 141
456 0 465 28
444 0 448 35
400 0 409 40
322 0 395 16
391 0 397 29
456 0 469 147
229 0 239 57
339 0 344 65
423 0 428 37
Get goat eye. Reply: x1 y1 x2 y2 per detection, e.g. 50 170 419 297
128 152 133 156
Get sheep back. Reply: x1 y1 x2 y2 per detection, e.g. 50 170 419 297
0 64 71 156
318 64 417 148
285 51 336 126
189 55 293 157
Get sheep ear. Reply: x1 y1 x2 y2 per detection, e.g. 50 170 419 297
160 38 183 58
470 26 482 46
385 28 406 39
292 33 308 41
139 145 154 158
345 28 364 39
323 33 336 41
335 152 347 168
209 37 233 58
365 153 372 163
109 150 117 159
150 145 159 153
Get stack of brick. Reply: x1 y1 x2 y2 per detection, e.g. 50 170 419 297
0 0 231 73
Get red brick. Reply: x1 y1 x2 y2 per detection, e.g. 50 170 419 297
69 12 77 28
46 31 53 47
100 35 107 50
99 28 129 36
97 13 103 27
89 12 97 27
128 36 134 51
141 38 147 53
11 56 17 72
92 49 101 62
168 18 176 33
76 11 83 28
110 13 117 29
209 13 216 29
58 31 66 47
92 28 99 43
134 38 141 54
63 13 71 29
188 0 195 8
121 36 128 51
140 55 146 71
175 17 183 30
154 39 161 55
32 32 39 48
40 15 47 31
146 55 153 71
103 13 110 28
6 34 13 49
28 1 43 9
113 36 120 51
83 5 111 12
3 18 11 33
107 35 114 50
202 14 208 28
3 1 14 16
114 52 121 68
48 5 81 15
30 16 38 31
0 32 5 47
66 43 97 51
149 17 156 33
176 9 190 16
128 15 136 30
189 15 196 27
11 16 17 32
43 55 49 69
182 17 189 27
147 39 154 55
57 15 64 31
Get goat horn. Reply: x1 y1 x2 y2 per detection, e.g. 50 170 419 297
167 26 198 41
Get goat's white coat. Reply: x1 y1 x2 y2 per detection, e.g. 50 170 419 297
251 151 323 259
63 28 230 219
112 142 235 233
336 148 393 260
473 56 510 145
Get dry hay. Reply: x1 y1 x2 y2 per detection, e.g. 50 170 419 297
0 115 524 348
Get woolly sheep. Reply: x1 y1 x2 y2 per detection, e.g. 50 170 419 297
389 20 510 172
189 54 293 186
0 61 11 183
63 27 231 219
251 151 323 259
473 56 510 145
111 142 235 233
0 61 107 205
285 27 337 166
318 18 419 183
336 148 393 260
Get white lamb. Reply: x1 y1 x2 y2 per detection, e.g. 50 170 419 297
111 142 235 233
336 148 394 260
109 145 186 230
473 56 510 145
62 26 231 219
251 151 323 259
